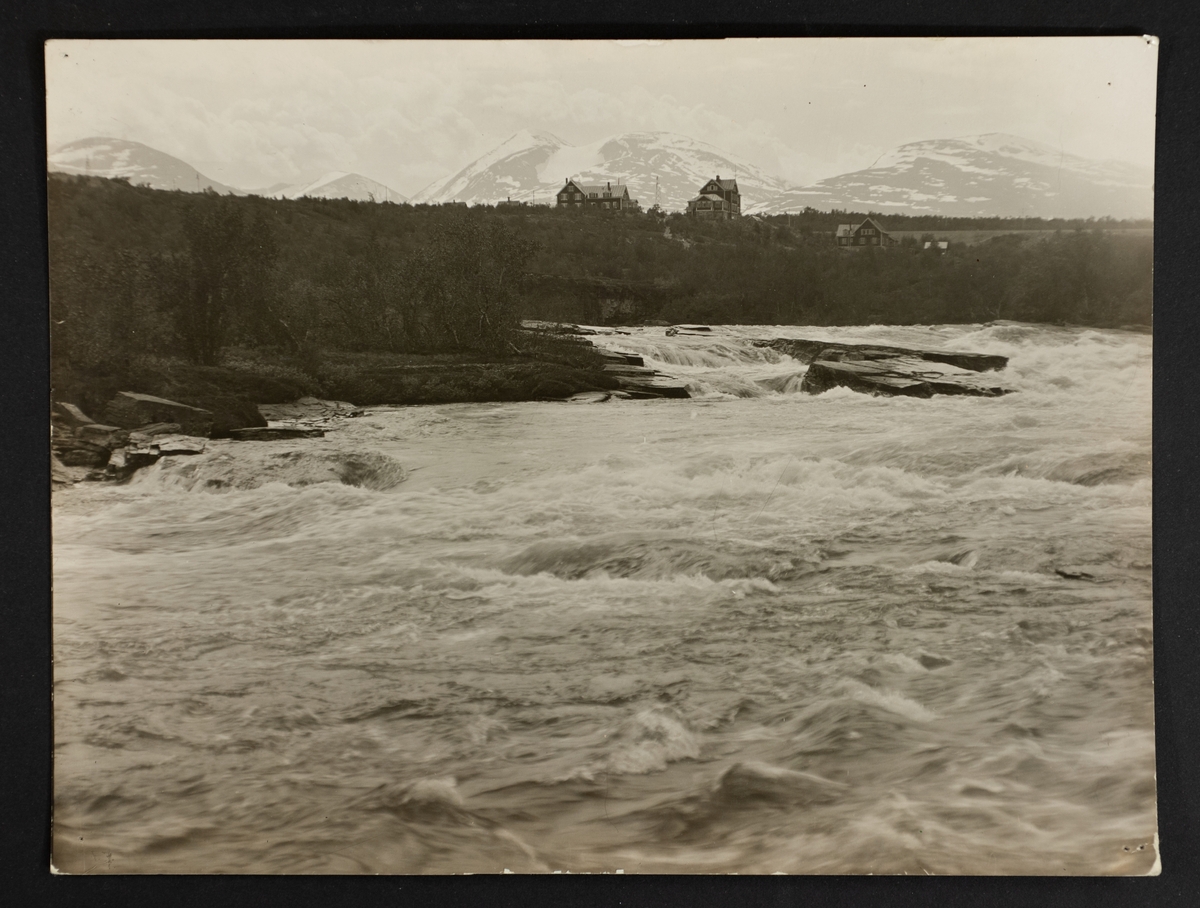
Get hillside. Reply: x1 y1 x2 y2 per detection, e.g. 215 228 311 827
48 173 1152 379
262 171 406 203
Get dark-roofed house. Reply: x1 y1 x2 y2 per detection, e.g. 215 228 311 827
556 178 639 211
835 217 900 248
687 176 741 218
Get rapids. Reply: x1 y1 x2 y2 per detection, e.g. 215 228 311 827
52 323 1156 875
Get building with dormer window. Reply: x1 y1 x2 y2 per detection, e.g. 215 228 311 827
686 176 741 218
556 178 639 211
835 217 900 248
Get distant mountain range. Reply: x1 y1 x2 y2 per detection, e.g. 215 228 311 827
756 134 1153 220
422 130 1152 220
48 137 406 204
48 132 1152 220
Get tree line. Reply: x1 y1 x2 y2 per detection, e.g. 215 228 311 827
48 174 1152 372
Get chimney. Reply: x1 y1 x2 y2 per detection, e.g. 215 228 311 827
607 181 611 191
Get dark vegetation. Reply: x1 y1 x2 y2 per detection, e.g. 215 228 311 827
48 173 1153 411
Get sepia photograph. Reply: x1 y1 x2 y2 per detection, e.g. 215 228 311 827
47 37 1157 875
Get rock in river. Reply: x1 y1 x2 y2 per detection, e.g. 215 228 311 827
229 427 326 441
105 392 214 437
756 338 1009 373
801 353 1013 398
756 338 1014 399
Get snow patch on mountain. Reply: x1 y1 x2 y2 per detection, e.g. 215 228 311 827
48 137 241 195
538 140 606 184
412 130 792 211
757 133 1152 219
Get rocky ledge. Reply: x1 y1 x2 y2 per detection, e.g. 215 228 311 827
51 393 356 489
596 349 689 399
754 338 1013 399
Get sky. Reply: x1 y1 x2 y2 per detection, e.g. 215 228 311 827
45 37 1159 197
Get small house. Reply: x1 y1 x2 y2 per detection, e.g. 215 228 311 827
686 175 741 218
835 217 899 248
556 179 639 211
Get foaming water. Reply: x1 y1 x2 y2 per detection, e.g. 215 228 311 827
53 324 1155 875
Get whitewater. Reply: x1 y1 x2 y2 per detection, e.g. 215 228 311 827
52 322 1155 875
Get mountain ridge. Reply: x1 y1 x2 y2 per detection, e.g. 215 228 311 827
48 131 1152 219
261 171 407 203
48 137 242 195
760 132 1153 219
411 130 793 211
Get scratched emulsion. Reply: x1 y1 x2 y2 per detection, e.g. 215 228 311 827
52 323 1155 874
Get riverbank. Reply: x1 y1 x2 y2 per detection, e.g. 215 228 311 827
50 331 631 425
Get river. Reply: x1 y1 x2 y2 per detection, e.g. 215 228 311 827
52 322 1156 875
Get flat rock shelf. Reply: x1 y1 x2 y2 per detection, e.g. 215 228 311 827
754 338 1013 399
596 349 690 399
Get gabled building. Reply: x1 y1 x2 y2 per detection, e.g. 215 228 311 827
687 175 741 218
556 178 639 211
835 217 900 248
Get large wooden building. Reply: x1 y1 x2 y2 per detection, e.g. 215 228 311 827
556 179 639 211
686 176 741 218
835 217 900 248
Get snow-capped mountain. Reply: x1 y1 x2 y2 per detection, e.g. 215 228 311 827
48 137 241 195
758 134 1153 219
410 130 793 211
50 132 1152 220
260 171 406 203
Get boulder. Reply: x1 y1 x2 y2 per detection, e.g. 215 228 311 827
120 434 208 473
201 396 268 438
105 446 129 477
53 401 96 429
228 427 325 441
77 423 130 449
52 452 87 488
51 437 111 467
104 392 213 437
128 423 182 444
